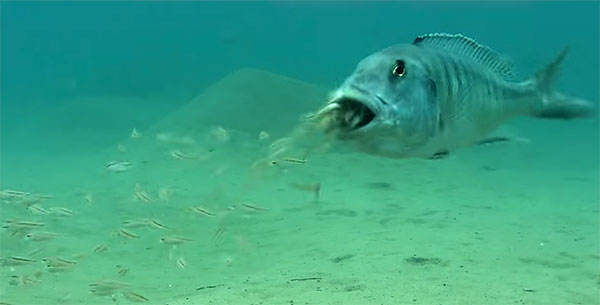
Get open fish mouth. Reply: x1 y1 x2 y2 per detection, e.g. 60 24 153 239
317 97 376 131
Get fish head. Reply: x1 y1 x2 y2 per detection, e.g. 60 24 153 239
317 45 440 157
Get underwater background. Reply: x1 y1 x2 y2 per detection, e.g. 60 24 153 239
1 1 598 305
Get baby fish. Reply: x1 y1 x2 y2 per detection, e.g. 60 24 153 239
117 228 139 239
122 291 149 303
3 220 45 237
0 189 30 198
133 184 152 203
212 227 225 241
282 157 307 164
89 279 131 290
118 266 129 276
177 257 188 269
25 231 63 242
43 257 77 268
191 206 216 217
30 193 54 199
106 161 134 173
17 198 43 208
48 207 74 217
148 219 168 230
160 236 193 245
93 244 109 254
1 256 37 266
169 150 198 160
134 190 152 203
122 219 151 229
3 220 45 236
240 203 269 212
9 274 40 287
28 204 49 215
7 220 45 227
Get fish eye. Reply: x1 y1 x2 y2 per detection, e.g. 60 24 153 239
392 59 406 77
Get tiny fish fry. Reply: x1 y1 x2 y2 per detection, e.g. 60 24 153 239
106 161 134 173
160 236 193 245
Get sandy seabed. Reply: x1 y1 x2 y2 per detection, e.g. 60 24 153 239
1 69 598 305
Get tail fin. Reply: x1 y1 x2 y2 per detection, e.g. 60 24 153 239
531 47 595 119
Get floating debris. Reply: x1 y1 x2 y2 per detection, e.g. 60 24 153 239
89 280 131 296
158 187 172 201
83 193 94 205
106 161 134 173
9 274 40 287
289 182 321 201
155 132 196 145
130 128 142 139
209 126 230 144
16 197 43 208
258 131 271 142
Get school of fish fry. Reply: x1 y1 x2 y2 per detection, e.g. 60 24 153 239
0 125 322 304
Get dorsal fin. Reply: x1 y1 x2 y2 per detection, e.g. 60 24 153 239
413 33 516 80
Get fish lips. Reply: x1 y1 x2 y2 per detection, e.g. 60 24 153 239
318 97 376 132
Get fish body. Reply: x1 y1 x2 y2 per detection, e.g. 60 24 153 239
316 33 594 159
106 161 134 173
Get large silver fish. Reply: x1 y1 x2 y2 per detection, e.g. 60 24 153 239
315 33 594 159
